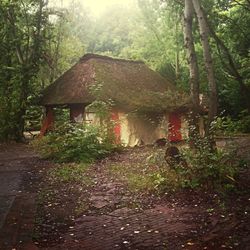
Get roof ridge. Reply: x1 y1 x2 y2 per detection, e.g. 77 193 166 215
80 53 144 64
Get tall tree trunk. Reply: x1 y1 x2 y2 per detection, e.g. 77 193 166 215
183 0 200 141
15 68 30 141
175 43 180 81
192 0 218 132
50 15 63 82
175 16 180 80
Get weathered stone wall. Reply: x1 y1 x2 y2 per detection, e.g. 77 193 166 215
215 135 250 161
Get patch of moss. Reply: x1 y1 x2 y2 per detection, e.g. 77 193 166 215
48 163 92 185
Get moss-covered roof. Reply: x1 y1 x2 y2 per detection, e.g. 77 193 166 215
40 54 190 112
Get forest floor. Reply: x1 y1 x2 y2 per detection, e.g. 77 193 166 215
0 144 249 250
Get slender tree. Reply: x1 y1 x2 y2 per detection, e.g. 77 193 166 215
192 0 218 130
183 0 200 137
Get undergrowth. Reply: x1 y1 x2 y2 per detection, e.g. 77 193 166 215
108 141 245 194
108 149 184 194
48 163 92 184
213 110 250 135
33 122 118 163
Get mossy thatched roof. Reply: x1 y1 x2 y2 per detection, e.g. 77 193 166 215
40 54 190 112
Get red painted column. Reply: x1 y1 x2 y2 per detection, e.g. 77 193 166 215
40 106 55 136
168 112 182 142
111 111 121 144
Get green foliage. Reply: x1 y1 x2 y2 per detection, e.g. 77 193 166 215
108 143 243 194
212 111 250 135
0 0 52 141
109 149 184 194
180 137 240 191
209 0 250 114
150 172 168 190
86 82 115 119
1 0 249 141
33 122 117 163
152 140 242 192
24 105 43 131
145 149 192 191
47 1 89 79
126 173 156 192
48 163 92 184
109 163 157 193
87 4 136 57
53 107 70 124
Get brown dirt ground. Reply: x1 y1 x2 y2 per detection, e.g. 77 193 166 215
0 144 249 250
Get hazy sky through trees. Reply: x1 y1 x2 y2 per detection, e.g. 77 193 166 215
49 0 135 16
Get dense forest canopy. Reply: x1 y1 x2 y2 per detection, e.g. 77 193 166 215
0 0 249 141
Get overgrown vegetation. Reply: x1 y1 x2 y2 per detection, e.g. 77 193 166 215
180 139 241 191
0 0 51 141
108 143 244 194
213 111 250 135
33 122 118 163
48 163 92 184
35 138 243 195
1 0 249 142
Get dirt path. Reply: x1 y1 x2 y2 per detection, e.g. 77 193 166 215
49 170 249 250
38 148 249 250
0 145 249 250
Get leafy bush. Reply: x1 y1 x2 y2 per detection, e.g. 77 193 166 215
212 111 250 135
24 105 43 131
178 137 240 191
109 141 243 194
144 138 242 192
33 122 118 163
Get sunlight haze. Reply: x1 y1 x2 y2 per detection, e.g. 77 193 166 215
50 0 135 16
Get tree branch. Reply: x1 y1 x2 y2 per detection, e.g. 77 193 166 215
231 0 250 11
201 5 250 113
